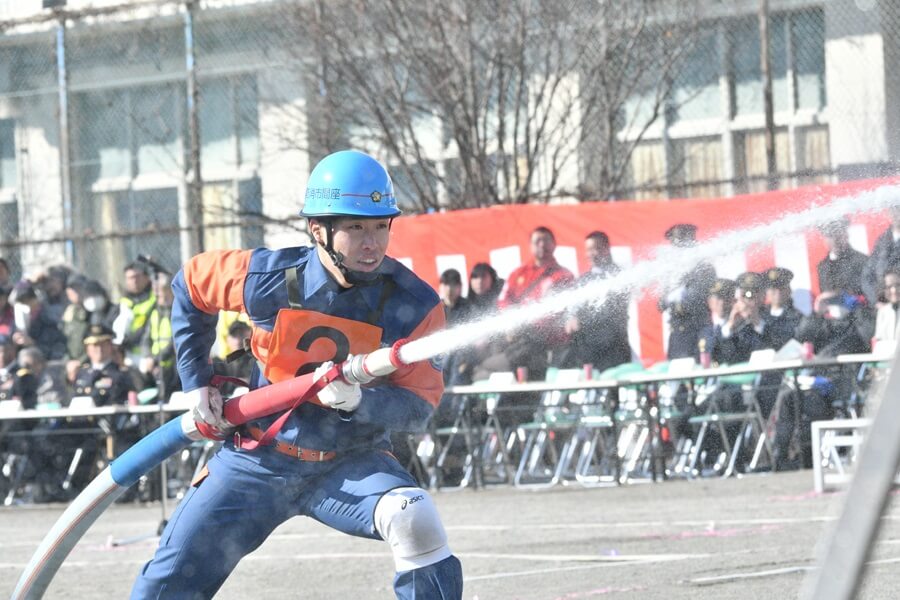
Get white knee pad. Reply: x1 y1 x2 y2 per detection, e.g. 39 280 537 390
374 487 452 572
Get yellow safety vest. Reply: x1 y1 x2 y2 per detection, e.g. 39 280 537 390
121 292 157 334
149 308 173 367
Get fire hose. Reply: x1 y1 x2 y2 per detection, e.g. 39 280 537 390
11 342 408 600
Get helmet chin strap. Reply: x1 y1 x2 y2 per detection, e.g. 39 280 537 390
319 220 383 286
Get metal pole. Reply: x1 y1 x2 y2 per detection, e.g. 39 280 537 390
758 0 777 191
802 350 900 599
183 0 204 255
55 14 75 264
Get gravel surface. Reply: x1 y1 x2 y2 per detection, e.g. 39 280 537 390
2 470 898 599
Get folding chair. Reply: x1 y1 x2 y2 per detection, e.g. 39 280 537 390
573 362 643 487
513 368 583 489
428 371 516 490
686 350 774 478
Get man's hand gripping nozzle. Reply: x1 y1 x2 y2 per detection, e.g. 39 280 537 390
340 338 410 384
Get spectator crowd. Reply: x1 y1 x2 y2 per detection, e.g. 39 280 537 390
3 207 900 500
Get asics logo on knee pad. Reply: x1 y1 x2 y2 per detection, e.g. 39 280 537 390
401 494 424 510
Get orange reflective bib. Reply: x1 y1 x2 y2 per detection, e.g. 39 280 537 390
263 308 383 383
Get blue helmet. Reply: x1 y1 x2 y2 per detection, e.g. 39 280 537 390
300 150 402 218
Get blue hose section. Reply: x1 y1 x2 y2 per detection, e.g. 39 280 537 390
109 417 193 487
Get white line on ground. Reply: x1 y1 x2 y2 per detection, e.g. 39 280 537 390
689 555 900 585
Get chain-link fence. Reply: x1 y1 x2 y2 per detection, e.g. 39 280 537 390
0 0 898 294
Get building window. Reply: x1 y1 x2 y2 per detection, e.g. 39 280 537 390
734 128 790 194
672 30 722 121
792 10 826 111
199 75 260 175
796 125 830 186
670 136 724 199
627 141 666 200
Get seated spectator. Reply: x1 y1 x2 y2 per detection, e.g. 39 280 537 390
467 262 503 313
10 280 67 360
874 265 900 344
698 277 736 367
773 289 875 470
563 231 631 373
717 272 778 365
72 324 136 407
14 346 66 408
212 320 254 397
62 275 90 361
438 268 470 326
763 267 803 351
0 333 21 402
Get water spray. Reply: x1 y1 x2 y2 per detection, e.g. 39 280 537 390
400 183 900 366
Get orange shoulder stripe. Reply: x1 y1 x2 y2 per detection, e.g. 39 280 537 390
389 303 446 408
182 249 253 315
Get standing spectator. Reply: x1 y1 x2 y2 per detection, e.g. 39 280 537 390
862 206 900 305
139 272 179 395
563 231 631 373
658 224 717 360
874 265 900 343
438 269 469 326
495 226 575 379
36 265 71 323
817 218 868 297
763 267 803 350
10 280 67 360
0 257 12 289
0 283 14 337
113 261 156 361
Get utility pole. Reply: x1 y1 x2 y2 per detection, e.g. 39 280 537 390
759 0 777 190
183 0 204 257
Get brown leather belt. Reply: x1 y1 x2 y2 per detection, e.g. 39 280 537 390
237 426 337 462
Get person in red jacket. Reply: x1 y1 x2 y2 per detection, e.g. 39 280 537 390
495 226 574 380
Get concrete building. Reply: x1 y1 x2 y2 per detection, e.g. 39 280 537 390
0 0 897 286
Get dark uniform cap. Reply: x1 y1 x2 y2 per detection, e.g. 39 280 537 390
736 272 764 298
665 223 698 247
708 278 737 299
83 324 115 345
765 267 794 289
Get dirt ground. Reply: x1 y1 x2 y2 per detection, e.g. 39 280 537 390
2 470 898 599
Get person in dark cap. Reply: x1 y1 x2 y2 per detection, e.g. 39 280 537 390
763 267 803 351
716 272 778 365
10 279 67 360
698 278 736 367
665 223 698 248
72 324 135 407
36 265 71 323
659 223 716 360
816 218 867 299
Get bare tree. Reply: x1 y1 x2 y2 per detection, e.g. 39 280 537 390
277 0 703 210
